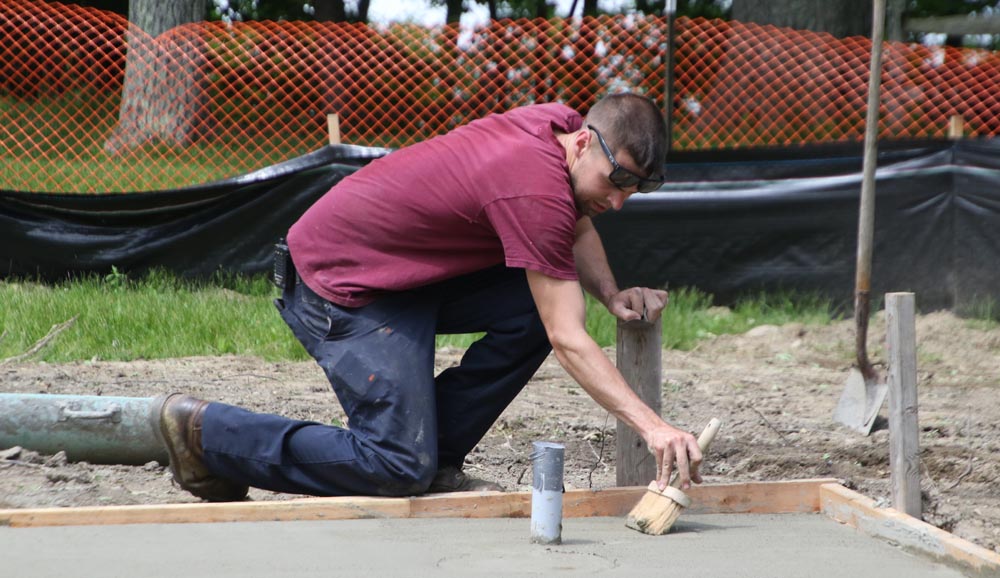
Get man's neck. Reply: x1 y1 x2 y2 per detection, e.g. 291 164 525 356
555 130 583 171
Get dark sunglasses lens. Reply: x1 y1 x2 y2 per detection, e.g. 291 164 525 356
609 168 639 189
637 179 662 193
610 167 662 193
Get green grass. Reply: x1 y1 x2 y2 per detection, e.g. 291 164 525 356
960 297 1000 331
0 270 308 362
582 287 834 351
0 271 835 363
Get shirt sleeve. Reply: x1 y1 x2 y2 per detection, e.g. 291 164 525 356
482 195 579 280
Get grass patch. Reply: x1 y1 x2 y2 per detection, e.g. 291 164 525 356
960 297 1000 330
1 271 836 363
0 270 308 362
589 287 834 351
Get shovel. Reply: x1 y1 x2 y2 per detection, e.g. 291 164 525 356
833 0 889 435
833 298 888 435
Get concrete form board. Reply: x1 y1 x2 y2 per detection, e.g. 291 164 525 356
0 514 971 578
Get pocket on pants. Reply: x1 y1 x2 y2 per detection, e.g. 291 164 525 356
325 350 391 419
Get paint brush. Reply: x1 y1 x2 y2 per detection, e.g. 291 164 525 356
625 417 722 535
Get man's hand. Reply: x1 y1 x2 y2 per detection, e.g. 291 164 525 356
607 287 668 322
644 424 703 491
524 271 695 491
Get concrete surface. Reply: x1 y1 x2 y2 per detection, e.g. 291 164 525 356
1 513 969 578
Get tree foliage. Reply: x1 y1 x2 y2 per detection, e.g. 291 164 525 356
69 0 129 16
65 0 1000 28
908 0 997 18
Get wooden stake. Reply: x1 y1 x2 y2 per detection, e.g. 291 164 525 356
615 316 662 486
886 292 920 518
327 113 341 145
948 115 964 140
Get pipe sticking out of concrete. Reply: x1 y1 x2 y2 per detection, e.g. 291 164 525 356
530 441 565 545
0 394 167 465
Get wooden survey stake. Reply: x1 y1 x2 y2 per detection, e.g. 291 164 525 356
327 113 341 145
615 316 662 486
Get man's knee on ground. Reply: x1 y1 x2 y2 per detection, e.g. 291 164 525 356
369 451 437 497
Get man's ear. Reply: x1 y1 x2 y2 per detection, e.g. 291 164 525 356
572 129 591 160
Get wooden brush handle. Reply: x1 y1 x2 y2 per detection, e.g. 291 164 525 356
695 417 722 453
669 417 722 489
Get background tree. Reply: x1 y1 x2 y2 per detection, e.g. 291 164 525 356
311 0 372 22
632 0 729 18
71 0 129 16
468 0 561 20
212 0 305 20
105 0 208 153
731 0 872 38
730 0 1000 44
677 0 729 18
907 0 996 46
432 0 465 23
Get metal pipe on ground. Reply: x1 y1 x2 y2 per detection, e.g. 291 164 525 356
530 441 565 545
0 394 167 465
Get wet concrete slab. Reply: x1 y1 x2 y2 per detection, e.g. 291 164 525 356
2 513 969 577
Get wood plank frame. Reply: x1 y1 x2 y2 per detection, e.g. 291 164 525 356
0 479 834 528
821 483 1000 578
2 479 997 576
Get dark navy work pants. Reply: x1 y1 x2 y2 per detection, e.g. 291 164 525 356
201 265 552 497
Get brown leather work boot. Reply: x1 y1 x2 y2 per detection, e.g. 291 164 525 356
151 393 248 502
427 465 504 493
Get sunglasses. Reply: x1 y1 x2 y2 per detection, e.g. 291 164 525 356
587 125 664 193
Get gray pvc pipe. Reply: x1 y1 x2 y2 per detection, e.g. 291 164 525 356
0 394 167 465
529 441 565 545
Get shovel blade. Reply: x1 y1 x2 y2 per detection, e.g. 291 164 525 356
833 368 888 435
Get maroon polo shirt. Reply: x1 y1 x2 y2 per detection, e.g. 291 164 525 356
287 103 583 308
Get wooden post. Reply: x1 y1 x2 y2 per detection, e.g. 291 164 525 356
327 113 341 145
615 317 662 486
948 115 964 140
886 292 921 517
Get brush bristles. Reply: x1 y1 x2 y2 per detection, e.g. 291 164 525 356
625 486 691 535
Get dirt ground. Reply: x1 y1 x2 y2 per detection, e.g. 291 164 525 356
1 310 998 553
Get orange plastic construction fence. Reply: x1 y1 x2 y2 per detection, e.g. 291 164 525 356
3 0 1000 193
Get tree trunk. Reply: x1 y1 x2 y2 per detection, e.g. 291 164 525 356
582 0 598 17
446 0 463 24
635 0 666 15
566 0 578 18
356 0 371 23
105 0 207 154
885 0 905 41
313 0 346 22
732 0 871 38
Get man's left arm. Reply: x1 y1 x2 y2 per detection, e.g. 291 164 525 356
573 216 669 321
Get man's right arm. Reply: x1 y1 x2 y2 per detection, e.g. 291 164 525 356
524 269 703 490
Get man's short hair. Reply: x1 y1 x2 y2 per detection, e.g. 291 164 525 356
584 93 667 179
